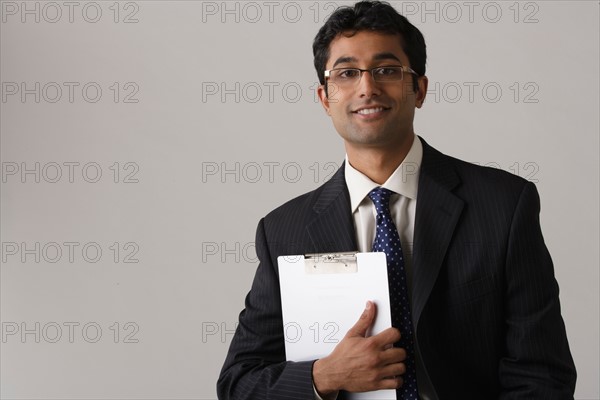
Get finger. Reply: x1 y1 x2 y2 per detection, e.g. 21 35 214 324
379 362 406 378
370 327 401 348
377 375 403 390
346 301 376 338
380 347 407 364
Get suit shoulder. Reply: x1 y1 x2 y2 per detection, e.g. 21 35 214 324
446 152 531 195
262 175 335 227
420 141 535 209
265 188 317 220
459 157 526 183
421 138 530 193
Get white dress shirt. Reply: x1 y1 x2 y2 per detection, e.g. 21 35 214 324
313 135 434 400
345 135 421 285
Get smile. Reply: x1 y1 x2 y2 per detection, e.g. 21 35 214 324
356 107 386 115
352 106 390 118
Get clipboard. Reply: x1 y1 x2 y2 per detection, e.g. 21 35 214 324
277 252 395 400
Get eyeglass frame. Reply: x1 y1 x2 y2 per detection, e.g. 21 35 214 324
323 65 419 98
324 65 418 83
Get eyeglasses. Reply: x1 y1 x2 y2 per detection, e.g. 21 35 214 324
324 65 417 87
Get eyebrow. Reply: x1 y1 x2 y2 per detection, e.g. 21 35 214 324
331 52 402 68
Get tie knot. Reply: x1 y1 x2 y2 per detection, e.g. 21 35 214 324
367 187 394 214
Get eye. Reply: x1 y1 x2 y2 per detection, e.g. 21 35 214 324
373 67 401 77
336 69 360 79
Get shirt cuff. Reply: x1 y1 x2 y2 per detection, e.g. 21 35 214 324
313 382 339 400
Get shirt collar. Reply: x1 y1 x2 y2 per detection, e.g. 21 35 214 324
345 135 423 213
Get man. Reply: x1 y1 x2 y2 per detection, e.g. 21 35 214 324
217 1 576 399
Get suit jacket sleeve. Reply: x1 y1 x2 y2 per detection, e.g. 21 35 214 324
217 218 317 400
499 181 576 398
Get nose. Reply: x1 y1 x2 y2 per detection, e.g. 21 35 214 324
357 70 381 98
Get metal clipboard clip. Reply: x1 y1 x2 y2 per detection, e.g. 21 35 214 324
304 252 358 274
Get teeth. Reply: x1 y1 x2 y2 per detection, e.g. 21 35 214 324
356 107 384 115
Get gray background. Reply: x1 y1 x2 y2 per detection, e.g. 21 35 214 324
1 1 598 398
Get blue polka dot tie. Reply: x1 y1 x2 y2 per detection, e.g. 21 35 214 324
368 187 418 399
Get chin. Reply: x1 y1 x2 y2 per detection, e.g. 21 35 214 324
345 130 395 145
345 137 393 148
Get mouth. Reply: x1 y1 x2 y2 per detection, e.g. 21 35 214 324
352 106 390 118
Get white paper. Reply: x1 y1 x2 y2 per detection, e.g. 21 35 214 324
278 252 395 400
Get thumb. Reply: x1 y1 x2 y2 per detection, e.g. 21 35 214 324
347 301 376 338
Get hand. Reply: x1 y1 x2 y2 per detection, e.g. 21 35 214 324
312 301 406 395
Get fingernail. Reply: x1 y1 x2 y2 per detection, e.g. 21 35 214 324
365 301 371 310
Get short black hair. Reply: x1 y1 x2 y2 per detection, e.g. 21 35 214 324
312 1 426 93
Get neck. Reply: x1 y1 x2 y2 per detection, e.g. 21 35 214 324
346 134 415 184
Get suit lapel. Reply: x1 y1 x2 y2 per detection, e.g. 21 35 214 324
412 138 464 329
306 164 358 253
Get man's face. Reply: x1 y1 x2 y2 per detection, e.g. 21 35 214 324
317 31 427 151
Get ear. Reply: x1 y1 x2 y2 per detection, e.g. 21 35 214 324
415 75 428 108
317 84 331 115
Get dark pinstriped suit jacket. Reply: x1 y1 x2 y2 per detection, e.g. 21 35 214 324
217 137 576 399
